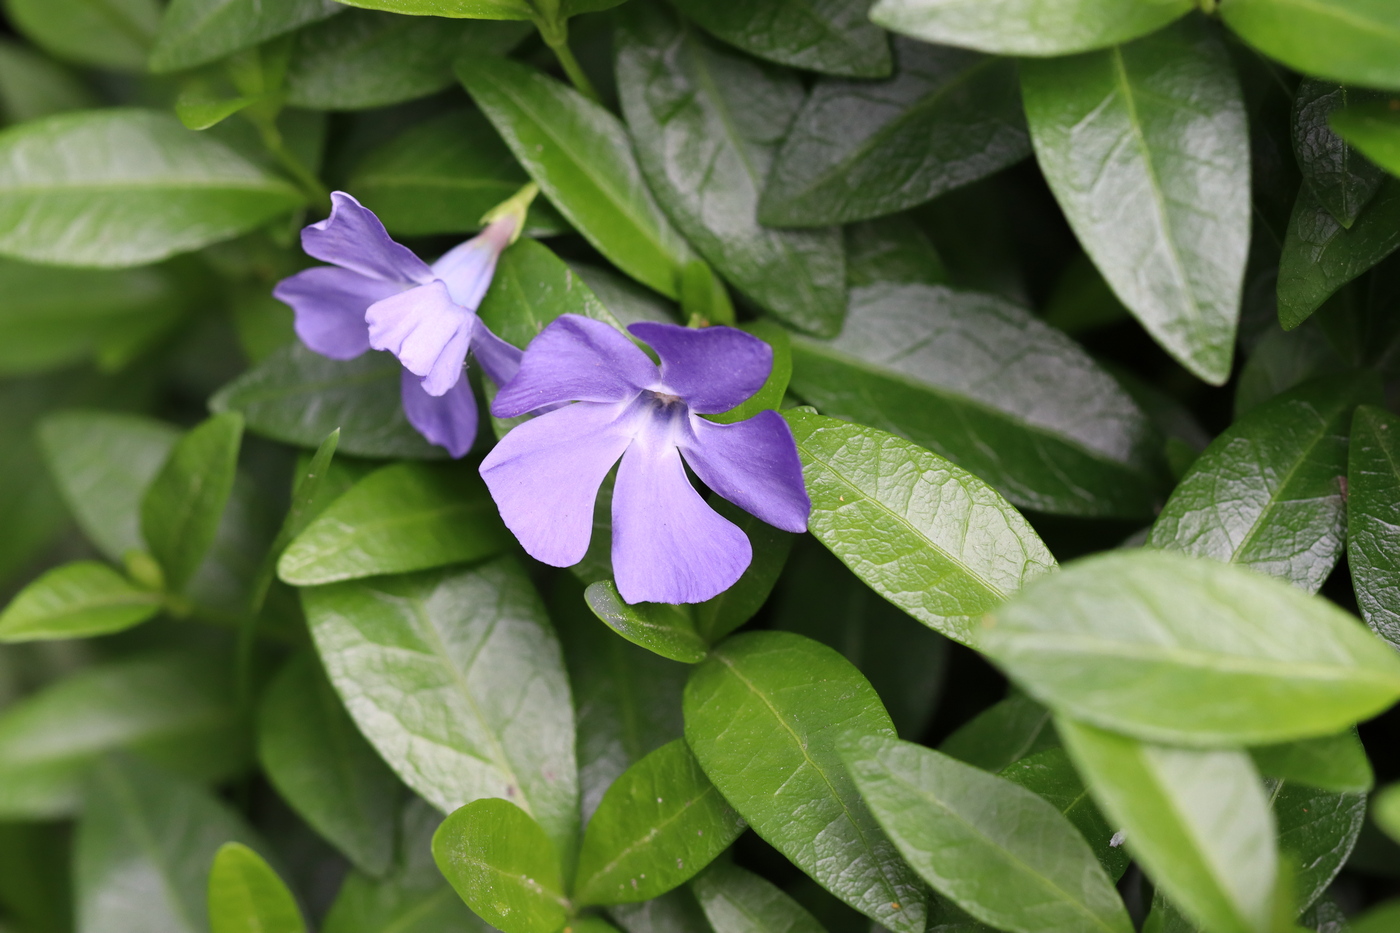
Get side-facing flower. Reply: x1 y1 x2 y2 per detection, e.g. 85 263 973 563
480 315 811 604
272 188 530 457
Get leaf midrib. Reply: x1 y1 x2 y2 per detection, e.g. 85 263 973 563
577 783 720 897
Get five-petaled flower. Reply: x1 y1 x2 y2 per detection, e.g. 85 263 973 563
481 314 811 604
273 189 528 458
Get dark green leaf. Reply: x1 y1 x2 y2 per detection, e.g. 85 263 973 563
1350 899 1400 933
1150 374 1377 593
1219 0 1400 92
3 0 159 72
616 5 846 336
0 561 161 642
149 0 341 72
869 0 1191 56
844 215 949 288
1021 19 1249 384
998 747 1128 880
0 37 98 123
251 428 341 611
983 549 1400 747
1349 405 1400 648
759 39 1027 227
1293 80 1387 229
788 285 1163 518
302 559 579 860
458 56 694 299
684 631 927 932
210 343 446 460
333 0 532 17
670 0 889 78
208 842 306 933
432 798 569 933
584 581 709 664
1250 731 1373 794
691 861 827 933
610 887 713 933
1271 780 1365 912
845 735 1131 933
257 653 400 877
691 498 792 643
0 109 303 268
1232 323 1346 418
0 821 71 933
938 693 1058 772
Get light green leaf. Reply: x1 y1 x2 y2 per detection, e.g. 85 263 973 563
998 747 1128 880
331 0 532 18
1375 782 1400 844
3 0 160 72
670 0 890 78
683 631 927 932
584 581 709 664
0 561 161 642
150 0 342 73
175 86 255 132
691 861 827 933
1250 731 1374 794
939 693 1058 772
870 0 1192 56
1021 18 1248 384
982 549 1400 747
1349 405 1400 648
208 843 306 933
0 109 303 268
1332 101 1400 180
458 56 694 299
1294 80 1388 229
0 38 99 124
1219 0 1400 92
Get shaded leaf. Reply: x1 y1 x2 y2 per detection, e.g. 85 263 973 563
0 561 161 642
670 0 889 79
610 886 714 933
1250 731 1373 794
1272 781 1365 912
691 497 793 643
998 747 1128 880
844 215 948 288
1349 405 1400 649
149 0 342 73
691 861 827 933
870 0 1191 56
0 37 97 122
938 693 1058 772
3 0 160 72
1293 79 1387 229
584 581 708 664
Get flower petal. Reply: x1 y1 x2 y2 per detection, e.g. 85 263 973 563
273 266 398 360
682 411 811 533
492 314 656 417
612 436 752 604
367 280 472 396
302 191 433 285
628 322 771 414
430 216 514 309
480 401 634 568
400 367 478 459
470 319 523 388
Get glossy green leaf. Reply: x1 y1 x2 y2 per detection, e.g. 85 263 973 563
788 285 1163 518
1272 780 1365 912
1219 0 1400 92
1022 19 1248 384
844 215 948 288
287 11 529 111
0 561 160 642
845 735 1131 933
257 653 400 877
278 461 509 586
998 747 1128 880
0 109 303 268
584 581 709 664
0 37 98 123
870 0 1191 56
140 411 243 593
691 861 827 933
1057 717 1277 933
670 0 889 78
478 238 625 351
432 798 568 933
983 549 1400 747
683 631 927 932
458 56 694 299
1149 374 1377 593
1293 81 1387 229
211 343 446 459
75 756 265 933
333 0 532 18
303 559 579 860
208 842 306 933
1250 731 1373 794
3 0 160 72
938 693 1058 772
616 5 845 336
149 0 341 73
759 39 1027 227
783 410 1054 645
1350 405 1400 648
575 739 745 906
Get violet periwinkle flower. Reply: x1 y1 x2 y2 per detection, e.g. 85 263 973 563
481 314 811 605
273 190 527 458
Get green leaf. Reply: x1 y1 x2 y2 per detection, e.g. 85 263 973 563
432 798 569 933
3 0 160 72
783 410 1054 645
787 285 1164 518
998 747 1128 880
0 821 71 933
870 0 1191 56
0 561 161 642
844 735 1131 933
1219 0 1400 92
982 549 1400 747
1293 81 1388 229
1057 717 1277 933
149 0 341 73
1149 374 1378 593
278 461 509 586
208 843 306 933
691 861 828 933
616 5 845 337
844 215 949 288
1250 731 1374 794
1350 405 1400 648
683 631 927 932
575 739 745 906
140 411 243 593
287 12 529 111
759 39 1027 227
1332 100 1400 181
1232 323 1347 419
257 653 400 877
1021 19 1249 385
938 693 1058 772
302 559 579 861
1351 899 1400 933
0 37 98 124
250 428 341 611
584 581 709 664
175 86 256 132
458 56 694 299
1375 782 1400 844
1271 781 1366 912
669 0 890 78
1278 177 1400 330
332 0 532 18
610 887 713 933
0 109 303 268
210 343 446 459
75 756 266 933
478 238 626 350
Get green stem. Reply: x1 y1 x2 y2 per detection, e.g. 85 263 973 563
540 23 601 104
249 111 330 208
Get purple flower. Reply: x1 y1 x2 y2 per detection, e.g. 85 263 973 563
481 315 810 604
273 190 527 458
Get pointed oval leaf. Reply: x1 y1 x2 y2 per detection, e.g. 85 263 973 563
4 0 160 72
997 747 1128 880
1349 405 1400 649
683 630 927 932
691 861 829 933
0 561 161 642
208 842 306 933
149 0 342 73
1219 0 1400 92
982 549 1400 747
584 581 709 664
1293 81 1388 229
1250 731 1373 794
669 0 889 79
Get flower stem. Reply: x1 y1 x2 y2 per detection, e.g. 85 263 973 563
248 110 331 209
541 23 601 104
